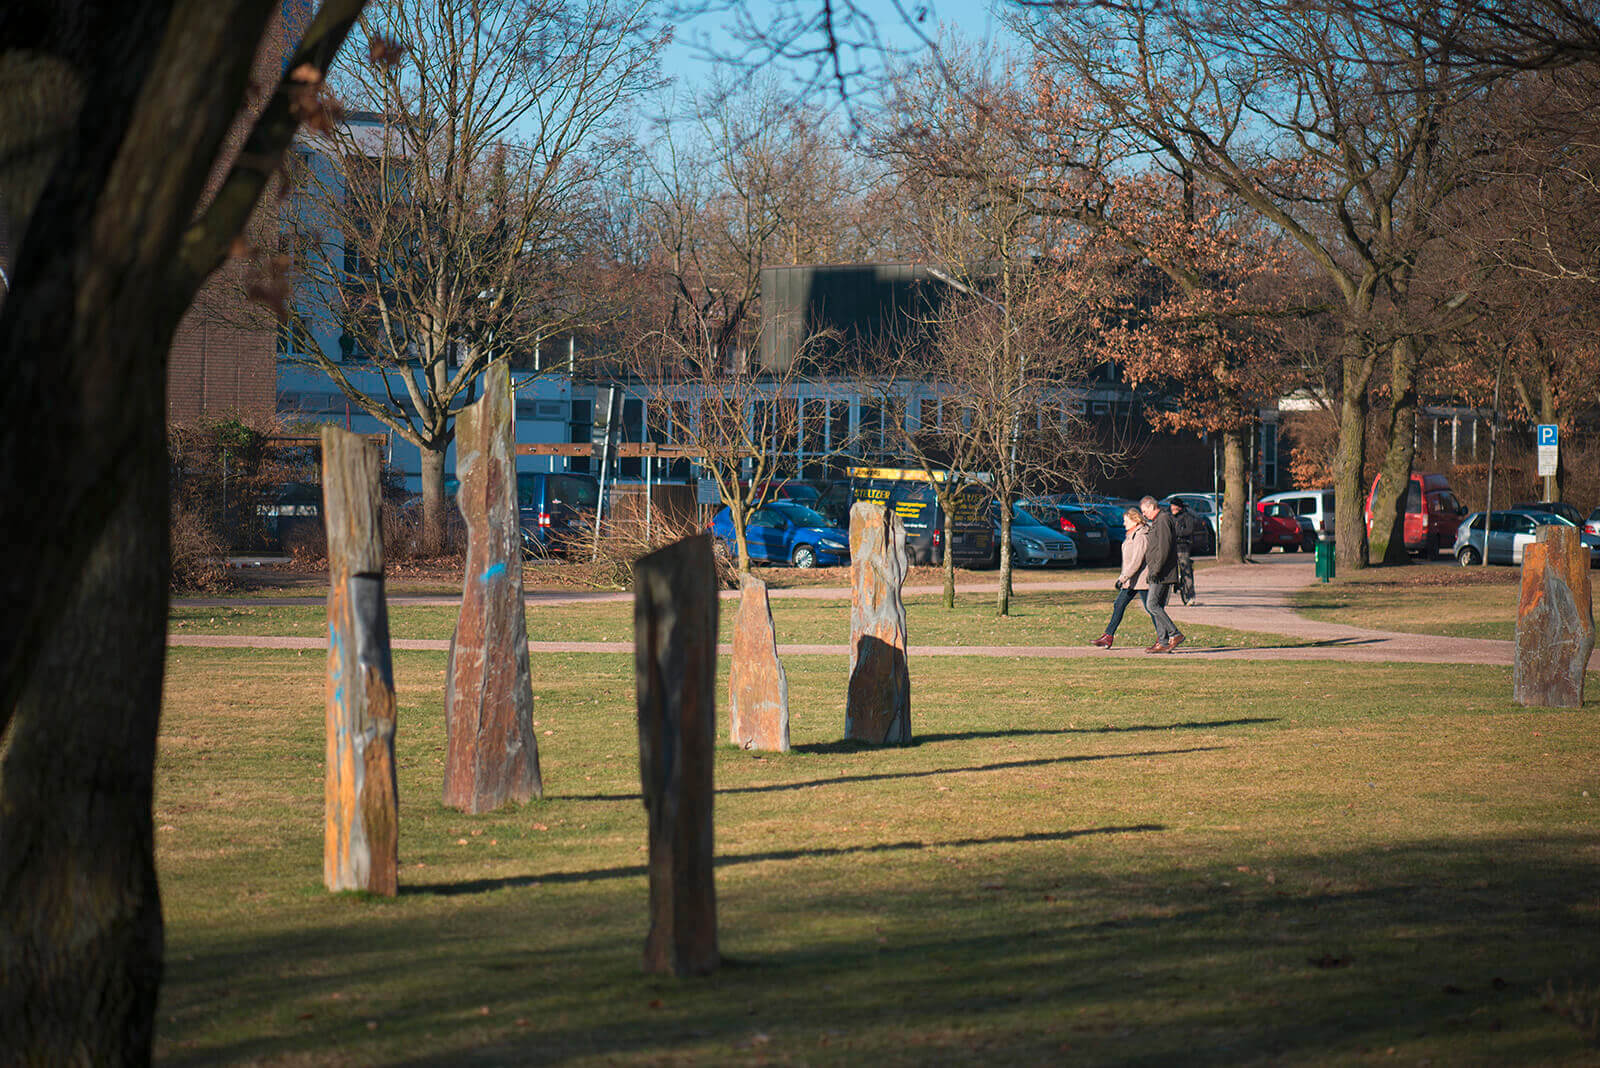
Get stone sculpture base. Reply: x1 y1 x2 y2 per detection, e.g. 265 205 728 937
1514 525 1595 708
634 534 720 976
845 501 911 745
730 575 790 751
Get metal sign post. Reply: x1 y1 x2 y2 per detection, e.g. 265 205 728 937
1536 424 1558 500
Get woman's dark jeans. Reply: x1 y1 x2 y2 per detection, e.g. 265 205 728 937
1103 585 1146 636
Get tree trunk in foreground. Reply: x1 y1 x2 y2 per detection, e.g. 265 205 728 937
0 426 168 1062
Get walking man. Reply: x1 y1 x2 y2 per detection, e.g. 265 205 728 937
1139 496 1185 653
1169 499 1201 605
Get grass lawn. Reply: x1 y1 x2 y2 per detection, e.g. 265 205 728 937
1290 567 1525 641
170 589 1298 651
153 646 1600 1064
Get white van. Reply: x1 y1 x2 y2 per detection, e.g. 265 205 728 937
1259 489 1335 540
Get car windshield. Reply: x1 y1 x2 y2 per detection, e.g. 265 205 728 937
1528 512 1576 527
769 501 832 528
780 484 819 502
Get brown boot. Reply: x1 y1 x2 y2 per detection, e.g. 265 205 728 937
1145 640 1168 654
1166 633 1185 652
1091 634 1114 648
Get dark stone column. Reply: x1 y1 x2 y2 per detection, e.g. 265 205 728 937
730 575 790 751
846 501 911 744
443 362 541 813
1514 524 1595 708
634 534 720 976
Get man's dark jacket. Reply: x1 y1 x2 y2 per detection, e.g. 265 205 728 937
1145 510 1179 585
1172 509 1202 551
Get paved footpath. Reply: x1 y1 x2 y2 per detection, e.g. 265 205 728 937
169 556 1598 669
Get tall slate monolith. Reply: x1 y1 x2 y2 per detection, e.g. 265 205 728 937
321 427 399 895
634 534 720 976
443 362 541 813
1514 524 1595 708
846 501 911 745
730 574 790 751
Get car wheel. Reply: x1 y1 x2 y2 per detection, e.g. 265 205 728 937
1456 545 1479 567
791 544 817 569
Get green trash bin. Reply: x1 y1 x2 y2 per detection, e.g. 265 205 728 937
1314 538 1335 583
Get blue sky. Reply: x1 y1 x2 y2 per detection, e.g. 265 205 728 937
658 0 1021 100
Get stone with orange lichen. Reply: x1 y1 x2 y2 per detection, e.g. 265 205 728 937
1514 525 1595 708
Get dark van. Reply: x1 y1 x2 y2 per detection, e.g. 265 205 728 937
518 471 600 554
848 466 994 566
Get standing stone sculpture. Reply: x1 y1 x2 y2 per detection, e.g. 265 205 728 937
729 575 790 751
443 362 542 813
634 534 720 976
320 427 399 895
1514 524 1595 708
846 501 911 745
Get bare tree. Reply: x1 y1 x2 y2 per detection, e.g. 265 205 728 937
873 50 1109 613
1017 0 1478 569
0 2 367 1059
282 0 664 552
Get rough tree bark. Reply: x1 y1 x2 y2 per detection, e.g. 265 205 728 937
1218 428 1249 564
1333 342 1380 572
0 2 366 1060
1367 337 1422 565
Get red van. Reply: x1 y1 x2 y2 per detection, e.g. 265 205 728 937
1365 471 1467 556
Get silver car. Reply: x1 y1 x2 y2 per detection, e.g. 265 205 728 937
1453 510 1600 567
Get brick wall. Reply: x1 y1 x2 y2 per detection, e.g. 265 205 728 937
165 6 294 426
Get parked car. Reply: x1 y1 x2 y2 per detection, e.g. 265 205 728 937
1260 488 1335 542
1454 510 1600 567
1048 495 1139 547
709 501 850 568
518 471 600 556
258 481 322 553
1258 500 1312 552
1510 501 1585 527
1365 472 1467 557
847 466 994 566
1023 497 1113 563
1588 507 1600 537
991 502 1079 568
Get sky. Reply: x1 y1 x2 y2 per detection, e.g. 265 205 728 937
657 0 1022 104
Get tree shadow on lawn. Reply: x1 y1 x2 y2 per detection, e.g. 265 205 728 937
405 823 1168 898
552 744 1229 803
158 835 1600 1067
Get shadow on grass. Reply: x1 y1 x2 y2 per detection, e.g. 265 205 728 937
554 745 1227 803
893 716 1280 746
159 835 1600 1067
405 823 1167 898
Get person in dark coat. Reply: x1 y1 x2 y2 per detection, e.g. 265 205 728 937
1169 500 1202 605
1139 496 1184 653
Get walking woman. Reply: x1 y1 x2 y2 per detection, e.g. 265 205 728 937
1091 507 1150 648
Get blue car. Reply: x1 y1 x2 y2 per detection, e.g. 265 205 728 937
710 501 850 568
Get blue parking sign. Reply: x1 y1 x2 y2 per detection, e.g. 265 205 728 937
1537 424 1559 447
